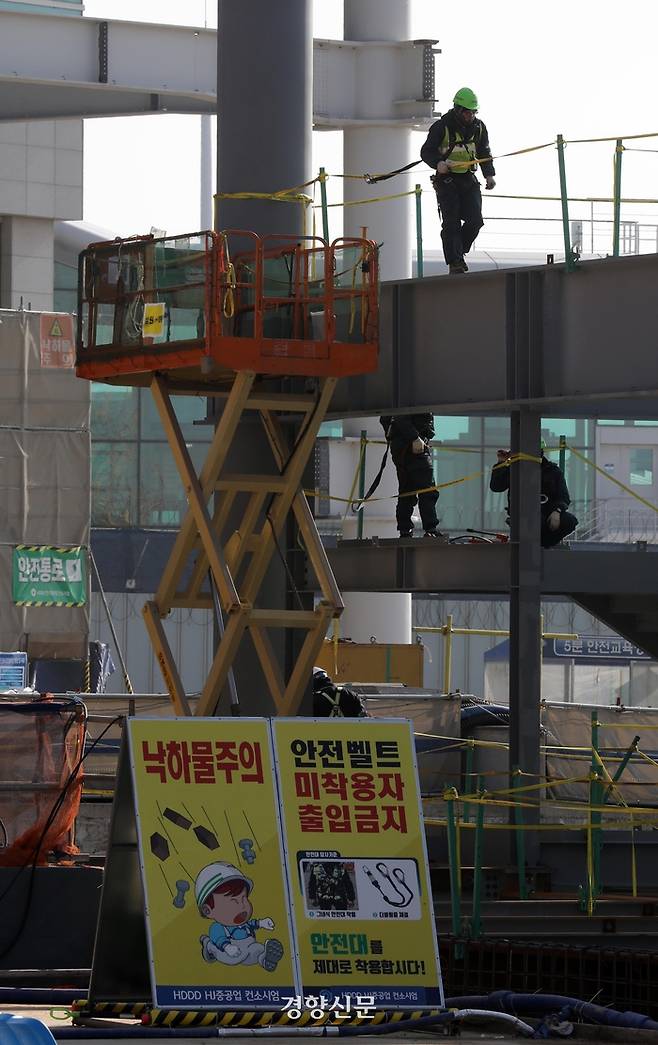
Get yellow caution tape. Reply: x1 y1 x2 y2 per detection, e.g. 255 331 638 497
566 130 658 145
568 445 658 514
321 189 417 209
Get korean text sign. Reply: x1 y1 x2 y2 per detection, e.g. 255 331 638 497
272 718 443 1008
12 545 86 606
127 719 296 1010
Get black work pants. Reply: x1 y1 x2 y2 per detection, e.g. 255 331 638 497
434 173 484 264
394 453 438 534
541 510 578 548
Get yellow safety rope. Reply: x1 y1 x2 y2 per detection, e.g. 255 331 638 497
568 445 658 515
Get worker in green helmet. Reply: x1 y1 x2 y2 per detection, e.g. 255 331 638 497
421 88 496 274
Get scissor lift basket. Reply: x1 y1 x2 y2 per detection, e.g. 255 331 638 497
76 229 378 386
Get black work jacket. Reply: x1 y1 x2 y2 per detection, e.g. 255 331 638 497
489 455 571 517
380 414 434 463
420 109 495 178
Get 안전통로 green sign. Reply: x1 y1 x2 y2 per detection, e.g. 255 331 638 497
12 546 87 607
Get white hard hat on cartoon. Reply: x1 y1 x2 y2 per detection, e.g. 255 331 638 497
195 861 253 909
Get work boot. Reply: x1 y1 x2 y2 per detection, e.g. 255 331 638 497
448 260 467 274
424 529 447 541
398 529 414 538
261 939 284 972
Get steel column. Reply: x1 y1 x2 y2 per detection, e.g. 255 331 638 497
217 0 311 235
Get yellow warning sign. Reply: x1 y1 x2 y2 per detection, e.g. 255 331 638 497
143 302 166 338
39 313 74 368
128 718 297 1010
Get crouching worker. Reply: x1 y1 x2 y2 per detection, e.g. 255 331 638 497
313 667 368 718
380 414 444 539
489 441 578 548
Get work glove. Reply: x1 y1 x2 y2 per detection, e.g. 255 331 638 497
412 437 427 454
547 510 562 531
259 917 275 930
436 161 451 175
485 177 496 190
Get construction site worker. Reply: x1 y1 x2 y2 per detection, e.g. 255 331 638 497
420 87 496 274
380 414 444 539
312 667 368 717
489 441 578 548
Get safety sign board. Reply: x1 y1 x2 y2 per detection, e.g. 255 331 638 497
142 302 165 338
39 313 75 368
90 718 442 1011
12 545 86 606
92 718 296 1010
272 719 443 1009
0 652 27 690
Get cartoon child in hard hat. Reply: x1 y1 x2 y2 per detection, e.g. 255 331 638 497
196 861 284 971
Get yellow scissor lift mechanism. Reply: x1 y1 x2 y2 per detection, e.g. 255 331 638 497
76 228 379 716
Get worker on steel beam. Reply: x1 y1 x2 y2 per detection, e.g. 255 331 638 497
489 440 579 548
380 414 445 539
421 87 496 274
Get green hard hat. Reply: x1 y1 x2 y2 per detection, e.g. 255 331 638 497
453 87 479 111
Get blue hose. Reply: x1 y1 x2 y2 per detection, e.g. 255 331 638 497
446 991 658 1031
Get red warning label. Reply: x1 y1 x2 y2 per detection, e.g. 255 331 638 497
40 313 75 368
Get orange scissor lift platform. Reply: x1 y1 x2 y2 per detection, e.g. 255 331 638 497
76 229 379 716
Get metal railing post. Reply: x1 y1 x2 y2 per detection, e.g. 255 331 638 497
512 766 528 899
559 434 567 474
319 167 330 243
462 742 475 824
443 614 453 694
445 789 463 940
470 774 485 939
357 430 367 540
612 140 623 257
590 711 602 910
415 184 424 278
557 134 577 272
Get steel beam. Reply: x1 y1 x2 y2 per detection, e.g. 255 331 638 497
324 541 658 596
331 253 658 420
0 12 216 119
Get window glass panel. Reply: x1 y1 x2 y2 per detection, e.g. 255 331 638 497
318 421 343 438
630 448 653 486
434 416 475 443
140 389 212 441
541 418 577 440
434 448 483 532
91 385 139 440
92 442 138 526
634 420 658 427
139 442 207 527
483 417 510 448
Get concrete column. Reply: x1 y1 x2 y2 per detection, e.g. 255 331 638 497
200 115 214 230
343 0 413 281
217 0 312 236
340 591 411 645
0 216 54 311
